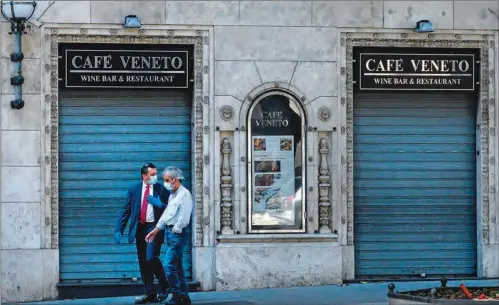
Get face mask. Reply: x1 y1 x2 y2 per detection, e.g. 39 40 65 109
148 175 158 185
164 181 174 191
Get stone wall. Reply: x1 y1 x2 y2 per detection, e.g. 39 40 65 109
0 16 2 305
0 1 498 303
0 15 57 303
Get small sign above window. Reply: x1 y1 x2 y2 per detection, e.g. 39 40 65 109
358 53 475 91
62 48 189 89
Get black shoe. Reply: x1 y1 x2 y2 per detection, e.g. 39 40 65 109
181 295 191 305
157 290 170 302
135 294 158 304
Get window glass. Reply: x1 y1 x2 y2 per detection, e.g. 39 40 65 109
248 92 306 233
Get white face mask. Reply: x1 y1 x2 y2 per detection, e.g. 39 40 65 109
148 175 158 185
164 181 174 191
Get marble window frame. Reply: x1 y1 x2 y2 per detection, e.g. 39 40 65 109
246 90 307 234
39 25 213 250
339 30 498 277
217 83 338 243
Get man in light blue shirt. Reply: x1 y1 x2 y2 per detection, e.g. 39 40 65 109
146 166 192 305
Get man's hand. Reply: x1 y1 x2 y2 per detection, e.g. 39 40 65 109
113 232 122 244
145 228 160 243
147 195 165 208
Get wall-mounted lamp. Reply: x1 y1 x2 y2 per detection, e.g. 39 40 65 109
415 20 434 33
1 0 37 110
123 15 141 28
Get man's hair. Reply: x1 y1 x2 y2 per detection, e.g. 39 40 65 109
141 163 156 176
162 166 185 182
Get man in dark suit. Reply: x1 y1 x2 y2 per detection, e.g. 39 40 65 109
114 163 170 304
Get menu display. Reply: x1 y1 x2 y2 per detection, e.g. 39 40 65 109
248 93 305 233
251 135 296 226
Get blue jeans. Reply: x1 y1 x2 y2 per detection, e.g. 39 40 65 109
163 227 189 296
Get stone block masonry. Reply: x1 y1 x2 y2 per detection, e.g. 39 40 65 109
0 1 498 303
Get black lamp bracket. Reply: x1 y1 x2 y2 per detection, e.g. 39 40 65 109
10 52 24 62
10 99 25 110
10 75 24 86
8 20 26 35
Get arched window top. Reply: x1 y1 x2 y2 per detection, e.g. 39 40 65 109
247 91 306 234
248 91 306 130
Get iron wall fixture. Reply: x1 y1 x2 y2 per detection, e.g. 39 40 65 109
0 0 37 110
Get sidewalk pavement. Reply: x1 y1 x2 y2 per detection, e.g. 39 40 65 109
19 279 499 305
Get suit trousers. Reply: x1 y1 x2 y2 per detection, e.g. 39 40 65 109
136 223 169 295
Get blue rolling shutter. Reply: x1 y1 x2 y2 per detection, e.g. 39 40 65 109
354 92 477 278
59 92 193 282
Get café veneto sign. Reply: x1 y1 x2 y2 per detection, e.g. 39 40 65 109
358 53 475 91
63 48 189 88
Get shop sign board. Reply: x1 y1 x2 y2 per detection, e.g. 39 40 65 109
63 48 189 88
358 53 475 91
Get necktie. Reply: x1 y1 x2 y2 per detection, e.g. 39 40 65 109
140 185 150 224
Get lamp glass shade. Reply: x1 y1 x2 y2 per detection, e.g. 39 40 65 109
415 20 434 32
1 1 36 21
124 15 141 28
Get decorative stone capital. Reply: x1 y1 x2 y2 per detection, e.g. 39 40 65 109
318 106 332 122
220 105 235 121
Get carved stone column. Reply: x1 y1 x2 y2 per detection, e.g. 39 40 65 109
220 138 234 234
318 137 332 233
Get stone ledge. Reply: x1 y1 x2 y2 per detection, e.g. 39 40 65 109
217 233 338 243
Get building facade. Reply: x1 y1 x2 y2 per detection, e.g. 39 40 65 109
1 1 499 303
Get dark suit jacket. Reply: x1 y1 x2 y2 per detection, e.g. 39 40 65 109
115 182 170 244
